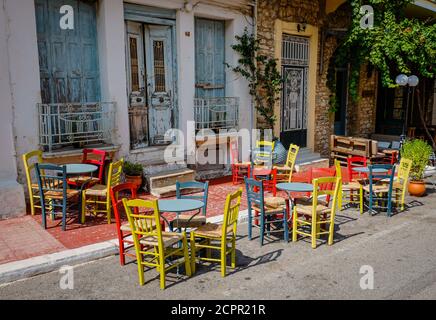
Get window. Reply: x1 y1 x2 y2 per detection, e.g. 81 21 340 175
153 41 166 92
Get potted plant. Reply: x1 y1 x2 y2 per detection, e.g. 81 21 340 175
400 139 433 197
123 161 143 189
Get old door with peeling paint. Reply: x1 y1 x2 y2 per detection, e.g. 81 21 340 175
35 0 100 103
145 25 174 145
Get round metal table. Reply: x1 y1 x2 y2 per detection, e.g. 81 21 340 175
276 182 314 225
65 164 98 175
352 167 388 174
158 199 205 231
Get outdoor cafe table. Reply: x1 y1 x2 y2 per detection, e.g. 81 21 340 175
352 167 389 174
276 182 314 225
158 199 205 231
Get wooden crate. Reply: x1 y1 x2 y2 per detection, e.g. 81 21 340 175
330 135 378 165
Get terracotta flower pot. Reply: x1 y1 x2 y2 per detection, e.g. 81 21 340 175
125 174 142 189
408 180 426 197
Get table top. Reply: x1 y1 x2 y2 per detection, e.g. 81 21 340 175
158 199 204 213
65 164 98 175
276 182 313 193
352 167 388 174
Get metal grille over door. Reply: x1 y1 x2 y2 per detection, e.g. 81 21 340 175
281 34 309 148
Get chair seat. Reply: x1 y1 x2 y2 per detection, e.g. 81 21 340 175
121 219 158 232
264 197 286 208
295 203 330 215
172 214 206 228
67 176 99 185
252 203 285 214
139 232 184 248
295 197 329 207
342 181 363 191
193 223 233 238
84 184 107 196
43 189 79 200
233 162 251 167
273 165 291 171
363 185 390 193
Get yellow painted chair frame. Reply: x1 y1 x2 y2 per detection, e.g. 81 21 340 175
81 158 124 224
190 188 243 277
335 159 363 212
275 144 300 182
123 198 191 289
292 177 342 249
392 158 412 211
254 140 275 167
23 150 44 215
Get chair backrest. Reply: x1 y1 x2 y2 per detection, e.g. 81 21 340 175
368 164 396 193
110 183 138 228
334 159 342 180
176 181 209 215
35 163 68 205
347 156 367 181
82 149 107 183
123 198 164 251
312 176 342 214
254 140 274 166
229 138 239 164
245 177 265 214
107 159 124 191
397 158 412 183
286 144 300 182
23 150 43 190
309 167 336 204
222 188 243 237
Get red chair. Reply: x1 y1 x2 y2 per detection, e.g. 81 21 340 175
68 149 107 188
297 167 336 205
230 138 251 185
252 167 277 196
347 156 368 182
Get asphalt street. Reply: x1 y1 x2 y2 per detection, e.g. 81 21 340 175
1 192 436 300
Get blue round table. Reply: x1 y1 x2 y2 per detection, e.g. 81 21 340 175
276 183 314 225
353 167 388 174
158 199 205 231
65 164 98 175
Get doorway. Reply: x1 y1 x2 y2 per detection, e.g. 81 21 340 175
334 68 348 135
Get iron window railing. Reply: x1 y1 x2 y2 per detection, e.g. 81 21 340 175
194 97 239 132
37 102 116 152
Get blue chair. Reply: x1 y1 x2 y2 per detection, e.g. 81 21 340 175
361 164 396 217
245 177 289 245
35 163 80 231
171 181 209 230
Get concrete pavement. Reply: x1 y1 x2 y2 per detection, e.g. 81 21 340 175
1 192 436 299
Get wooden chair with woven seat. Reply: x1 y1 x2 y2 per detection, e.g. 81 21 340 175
334 159 363 211
67 149 107 189
81 158 124 224
391 158 412 212
171 181 209 231
190 188 243 277
35 163 80 231
245 178 288 245
292 176 342 249
274 144 300 182
360 164 396 216
230 137 251 185
23 150 44 216
123 198 191 289
345 156 368 212
253 140 274 167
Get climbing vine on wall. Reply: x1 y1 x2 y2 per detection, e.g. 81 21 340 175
328 0 436 112
226 28 282 130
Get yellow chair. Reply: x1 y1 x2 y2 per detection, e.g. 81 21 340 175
190 188 243 277
292 177 342 249
392 158 412 211
22 150 44 215
254 140 274 167
123 198 191 289
275 144 300 182
334 159 363 212
81 158 124 224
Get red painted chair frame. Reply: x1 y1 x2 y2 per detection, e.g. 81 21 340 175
252 168 278 226
347 156 368 182
67 148 107 188
230 138 251 185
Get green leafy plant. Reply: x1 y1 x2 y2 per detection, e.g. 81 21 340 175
328 0 436 111
123 161 143 176
400 139 432 181
226 28 282 130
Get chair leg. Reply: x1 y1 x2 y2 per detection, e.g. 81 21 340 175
118 232 126 266
283 211 289 243
106 199 111 224
359 187 364 214
260 215 265 246
247 210 252 241
190 232 196 274
292 207 297 242
81 191 86 224
311 214 317 249
41 198 47 229
61 199 67 231
182 234 191 277
231 237 236 269
220 240 227 278
159 252 166 290
30 193 35 216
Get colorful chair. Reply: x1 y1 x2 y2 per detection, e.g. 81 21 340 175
245 178 288 245
23 150 44 216
384 158 412 212
360 164 396 217
171 181 209 230
67 149 107 188
253 140 274 167
35 163 80 231
346 156 367 212
292 177 342 249
230 138 251 185
81 159 124 224
123 198 191 289
252 167 277 196
190 188 243 277
110 183 138 266
274 144 300 182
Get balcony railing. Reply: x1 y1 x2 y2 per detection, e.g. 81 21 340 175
194 97 239 132
37 102 116 152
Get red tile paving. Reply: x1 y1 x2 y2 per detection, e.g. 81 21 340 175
1 169 350 265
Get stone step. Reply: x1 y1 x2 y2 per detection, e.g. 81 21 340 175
295 158 330 173
148 168 195 194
